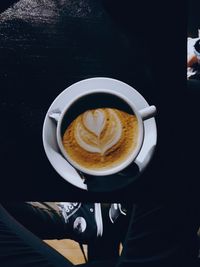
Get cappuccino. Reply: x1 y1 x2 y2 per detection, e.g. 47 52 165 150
62 108 138 172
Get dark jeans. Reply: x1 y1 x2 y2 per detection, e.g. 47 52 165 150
1 202 69 240
117 203 199 267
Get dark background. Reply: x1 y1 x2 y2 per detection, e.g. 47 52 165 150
0 0 192 201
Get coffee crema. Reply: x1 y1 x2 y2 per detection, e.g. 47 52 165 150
62 108 138 171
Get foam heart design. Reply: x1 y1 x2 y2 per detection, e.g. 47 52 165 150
83 110 106 137
74 108 122 155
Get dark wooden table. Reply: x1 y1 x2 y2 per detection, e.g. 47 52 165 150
0 0 190 201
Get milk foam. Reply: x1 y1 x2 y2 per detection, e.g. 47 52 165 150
74 109 122 155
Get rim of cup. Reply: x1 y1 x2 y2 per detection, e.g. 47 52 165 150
56 89 144 176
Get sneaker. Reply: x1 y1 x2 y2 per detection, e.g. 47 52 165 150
57 202 103 244
109 203 127 224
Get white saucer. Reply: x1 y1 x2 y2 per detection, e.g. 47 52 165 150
42 77 157 191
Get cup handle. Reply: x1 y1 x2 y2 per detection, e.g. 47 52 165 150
138 105 156 121
48 109 61 122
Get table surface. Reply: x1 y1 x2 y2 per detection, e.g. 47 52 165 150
0 0 189 200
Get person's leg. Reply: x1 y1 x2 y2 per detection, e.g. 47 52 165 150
0 204 74 267
88 203 131 261
88 204 120 261
2 202 67 239
2 202 130 259
0 203 120 267
116 203 199 267
1 202 104 245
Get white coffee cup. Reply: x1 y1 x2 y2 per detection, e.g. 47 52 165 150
49 88 156 176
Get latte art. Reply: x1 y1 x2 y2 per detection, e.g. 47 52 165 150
76 109 122 155
62 108 139 172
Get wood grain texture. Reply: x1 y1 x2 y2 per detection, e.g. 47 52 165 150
44 239 123 264
44 239 88 265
